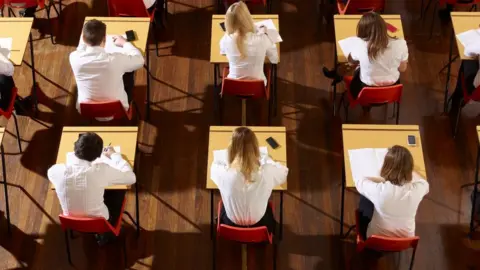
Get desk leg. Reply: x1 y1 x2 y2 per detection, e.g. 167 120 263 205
340 164 346 236
210 189 214 240
1 145 10 236
29 33 38 114
470 145 480 238
273 64 278 117
332 45 338 116
279 190 283 241
135 182 140 237
146 41 151 120
214 64 221 124
444 27 455 113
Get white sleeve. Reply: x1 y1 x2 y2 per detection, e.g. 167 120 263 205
47 164 66 188
101 153 136 185
412 178 429 196
464 43 480 58
112 42 145 73
220 34 227 55
211 162 228 187
262 159 288 187
399 39 409 62
263 35 279 64
355 177 382 204
0 53 13 77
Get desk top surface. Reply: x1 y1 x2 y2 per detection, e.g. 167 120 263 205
206 126 287 190
0 18 33 66
342 124 426 188
451 12 480 60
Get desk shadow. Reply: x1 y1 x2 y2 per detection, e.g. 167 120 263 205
439 224 480 270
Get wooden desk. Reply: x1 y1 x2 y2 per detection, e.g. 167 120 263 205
340 124 426 236
210 14 280 64
0 18 33 66
56 126 139 190
333 15 404 63
451 12 480 61
206 126 287 190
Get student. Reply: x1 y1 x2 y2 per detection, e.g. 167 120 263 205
325 12 408 99
48 133 135 242
220 1 279 85
0 51 14 111
70 19 144 119
211 127 288 233
355 145 429 239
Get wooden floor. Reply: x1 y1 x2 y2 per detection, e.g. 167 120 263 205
1 0 480 269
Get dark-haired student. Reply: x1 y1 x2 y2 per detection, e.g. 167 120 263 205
48 132 135 244
70 19 144 120
355 146 429 239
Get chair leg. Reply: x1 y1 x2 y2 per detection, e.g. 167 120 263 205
273 242 277 270
453 99 463 138
45 4 55 44
409 246 417 270
212 231 217 270
429 1 438 39
241 99 246 126
12 113 21 153
64 230 72 265
150 22 160 57
123 233 128 268
395 102 400 125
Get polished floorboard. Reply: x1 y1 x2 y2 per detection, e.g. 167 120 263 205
0 0 479 269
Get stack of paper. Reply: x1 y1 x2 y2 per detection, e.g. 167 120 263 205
0 37 13 59
338 36 362 58
456 29 480 49
348 148 388 184
254 19 282 43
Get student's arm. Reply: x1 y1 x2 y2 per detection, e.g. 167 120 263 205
412 171 429 195
262 157 288 187
355 177 383 204
47 164 66 187
263 35 279 64
398 39 409 72
211 157 228 187
101 153 136 185
0 53 14 77
112 38 145 73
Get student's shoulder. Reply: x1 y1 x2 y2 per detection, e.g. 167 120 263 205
391 38 408 48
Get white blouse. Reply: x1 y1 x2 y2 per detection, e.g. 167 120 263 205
350 38 408 86
211 148 288 225
220 31 279 85
464 43 480 88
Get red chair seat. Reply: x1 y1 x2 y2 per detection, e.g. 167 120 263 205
337 0 385 15
79 100 134 121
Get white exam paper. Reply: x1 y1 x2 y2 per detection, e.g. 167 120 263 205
0 37 13 58
338 36 362 59
456 29 480 49
255 19 283 43
348 148 388 185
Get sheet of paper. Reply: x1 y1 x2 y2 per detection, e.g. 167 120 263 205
456 29 480 48
0 37 13 59
78 34 127 54
255 19 283 43
338 36 361 58
348 148 388 185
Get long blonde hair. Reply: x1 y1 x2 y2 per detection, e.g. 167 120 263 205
380 145 414 186
225 1 255 58
228 127 260 182
357 12 393 61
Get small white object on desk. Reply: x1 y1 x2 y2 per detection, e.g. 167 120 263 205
456 29 480 50
254 19 282 43
0 37 13 58
348 148 388 184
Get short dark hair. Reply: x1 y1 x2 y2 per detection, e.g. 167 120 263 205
74 132 103 162
82 19 106 46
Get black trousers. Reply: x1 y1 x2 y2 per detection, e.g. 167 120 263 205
220 204 276 234
104 190 126 227
147 0 165 20
122 72 135 104
358 195 374 240
349 69 401 99
0 75 14 111
451 60 478 105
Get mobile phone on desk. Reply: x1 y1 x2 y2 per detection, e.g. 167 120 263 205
220 22 226 32
386 23 398 33
266 137 279 149
125 30 136 42
407 135 416 146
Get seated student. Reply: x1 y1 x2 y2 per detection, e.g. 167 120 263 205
0 51 14 111
356 145 429 239
211 127 288 233
70 19 144 119
220 1 279 85
48 133 135 242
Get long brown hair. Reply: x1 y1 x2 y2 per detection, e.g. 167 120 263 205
357 12 391 61
380 145 414 186
225 1 255 58
228 127 260 182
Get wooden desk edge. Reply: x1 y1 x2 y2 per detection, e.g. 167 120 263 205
342 124 419 131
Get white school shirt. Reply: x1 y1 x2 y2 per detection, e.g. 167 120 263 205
464 44 480 88
0 52 13 77
143 0 156 9
355 174 429 238
211 149 288 225
69 43 144 112
47 153 136 220
350 38 408 86
220 31 279 85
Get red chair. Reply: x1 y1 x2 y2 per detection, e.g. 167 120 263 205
214 200 276 269
2 0 60 44
337 0 385 14
220 67 271 125
58 197 129 266
223 0 271 13
341 76 403 124
451 73 480 137
107 0 160 56
2 87 23 153
79 100 139 122
354 210 419 270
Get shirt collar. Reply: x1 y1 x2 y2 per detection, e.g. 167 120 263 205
66 152 92 166
84 46 105 53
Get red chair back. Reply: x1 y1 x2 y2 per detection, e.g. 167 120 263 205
4 0 44 8
79 100 132 120
354 210 419 252
216 201 273 244
337 0 385 14
225 0 267 6
107 0 151 19
441 0 480 5
344 76 402 107
0 87 18 119
460 73 480 104
221 67 270 100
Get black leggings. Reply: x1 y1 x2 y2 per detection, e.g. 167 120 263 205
104 190 126 227
358 195 374 240
122 72 135 104
451 60 478 104
350 69 401 99
220 204 276 234
0 75 14 111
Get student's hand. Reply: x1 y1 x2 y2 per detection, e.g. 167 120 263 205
113 35 127 47
258 25 267 34
103 146 116 158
